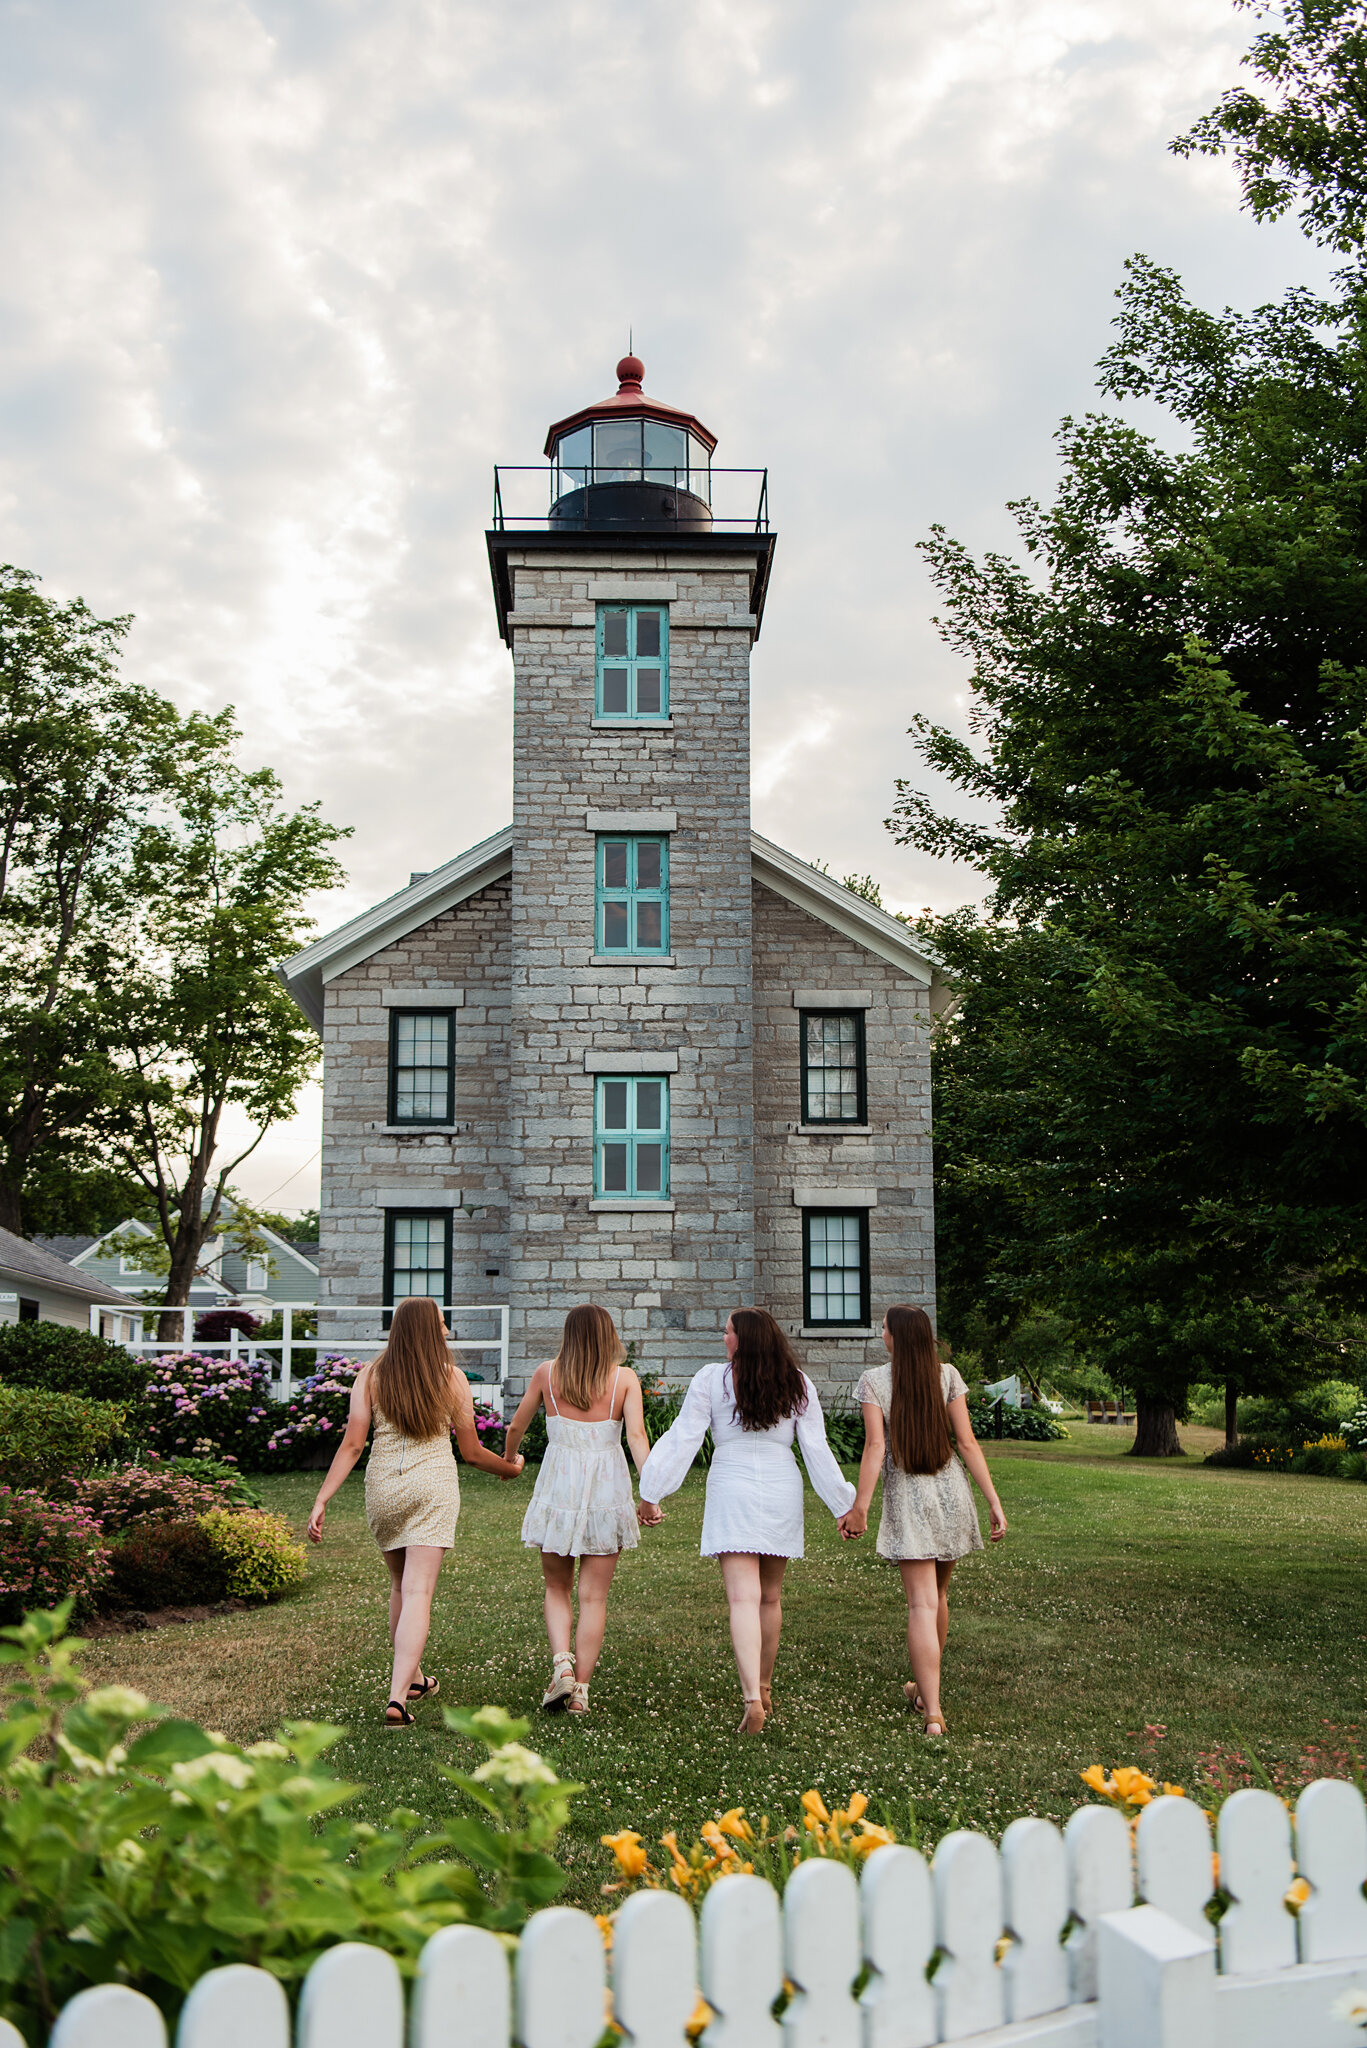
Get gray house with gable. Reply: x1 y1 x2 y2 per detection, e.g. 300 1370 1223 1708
281 356 943 1397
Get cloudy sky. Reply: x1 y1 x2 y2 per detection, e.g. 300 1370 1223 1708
0 0 1328 1215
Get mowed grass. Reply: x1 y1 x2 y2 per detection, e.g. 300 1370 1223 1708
79 1431 1367 1910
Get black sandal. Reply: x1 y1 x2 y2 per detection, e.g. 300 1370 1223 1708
384 1698 414 1727
406 1676 440 1703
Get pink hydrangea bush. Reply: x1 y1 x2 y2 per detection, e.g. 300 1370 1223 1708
0 1487 111 1623
262 1358 362 1466
140 1354 276 1467
62 1465 239 1530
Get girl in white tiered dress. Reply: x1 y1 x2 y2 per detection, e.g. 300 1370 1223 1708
504 1304 651 1714
639 1309 854 1734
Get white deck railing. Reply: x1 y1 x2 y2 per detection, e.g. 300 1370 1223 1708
90 1303 510 1402
31 1780 1367 2048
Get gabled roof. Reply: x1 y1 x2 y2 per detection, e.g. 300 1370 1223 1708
279 827 942 1029
0 1225 132 1306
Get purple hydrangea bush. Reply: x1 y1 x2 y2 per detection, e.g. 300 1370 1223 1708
140 1354 276 1467
261 1358 361 1466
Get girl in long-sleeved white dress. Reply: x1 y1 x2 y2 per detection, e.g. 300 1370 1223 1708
639 1309 855 1733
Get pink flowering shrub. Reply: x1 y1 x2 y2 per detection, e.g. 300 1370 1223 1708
0 1487 111 1623
140 1354 276 1468
262 1358 361 1466
61 1465 239 1530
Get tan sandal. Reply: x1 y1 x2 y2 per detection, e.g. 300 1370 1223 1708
737 1698 766 1735
904 1680 926 1716
567 1679 590 1714
541 1652 575 1712
923 1711 947 1739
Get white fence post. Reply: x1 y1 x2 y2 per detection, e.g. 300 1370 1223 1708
296 1940 404 2048
1065 1803 1133 2003
932 1831 1003 2040
1296 1777 1367 1964
0 2022 23 2048
1217 1787 1296 1974
49 1984 166 2048
515 1906 605 2048
281 1305 293 1399
1135 1797 1214 1939
177 1963 290 2048
183 1304 192 1350
613 1886 698 2048
1000 1815 1070 2021
700 1873 782 2048
1097 1906 1215 2048
411 1923 510 2048
783 1857 861 2048
859 1844 935 2048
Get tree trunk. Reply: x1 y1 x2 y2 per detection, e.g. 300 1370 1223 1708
1129 1395 1184 1457
1225 1378 1239 1450
0 1179 22 1235
157 1242 204 1345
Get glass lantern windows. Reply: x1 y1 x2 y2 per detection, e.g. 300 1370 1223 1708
552 420 712 503
596 605 668 719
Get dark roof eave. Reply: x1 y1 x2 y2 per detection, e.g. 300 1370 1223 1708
486 527 776 646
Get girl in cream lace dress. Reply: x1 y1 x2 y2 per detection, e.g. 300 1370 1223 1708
840 1304 1006 1739
504 1304 652 1714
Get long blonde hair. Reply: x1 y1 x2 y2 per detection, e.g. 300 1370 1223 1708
372 1296 456 1438
552 1303 625 1411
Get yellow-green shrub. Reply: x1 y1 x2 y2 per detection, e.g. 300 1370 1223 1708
197 1508 305 1601
0 1383 126 1491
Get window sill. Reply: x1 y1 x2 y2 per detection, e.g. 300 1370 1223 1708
797 1124 872 1137
591 718 674 731
800 1326 876 1340
380 1125 456 1136
591 955 676 967
590 1199 676 1215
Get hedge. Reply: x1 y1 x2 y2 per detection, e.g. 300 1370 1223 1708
0 1383 127 1491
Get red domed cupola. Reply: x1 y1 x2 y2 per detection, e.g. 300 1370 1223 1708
544 355 716 532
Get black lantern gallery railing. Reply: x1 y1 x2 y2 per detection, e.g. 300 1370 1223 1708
491 465 770 535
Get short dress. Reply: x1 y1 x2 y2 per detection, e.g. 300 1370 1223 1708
639 1361 856 1559
520 1368 640 1558
856 1360 984 1563
364 1405 461 1551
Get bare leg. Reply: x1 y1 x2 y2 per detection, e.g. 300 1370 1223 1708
541 1552 575 1658
383 1548 424 1693
758 1555 787 1706
899 1559 944 1730
572 1553 619 1683
718 1553 766 1730
387 1544 446 1709
936 1559 954 1654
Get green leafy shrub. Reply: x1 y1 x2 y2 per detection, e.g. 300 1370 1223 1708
104 1521 229 1609
198 1508 306 1600
967 1396 1068 1442
0 1320 147 1406
0 1608 578 2039
1343 1402 1367 1453
0 1490 110 1623
823 1407 866 1462
0 1383 127 1490
166 1454 264 1508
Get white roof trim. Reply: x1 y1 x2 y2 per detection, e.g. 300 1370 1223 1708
279 826 515 1031
749 834 940 984
278 823 941 1033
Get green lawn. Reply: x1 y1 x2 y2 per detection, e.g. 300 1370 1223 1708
81 1436 1367 1909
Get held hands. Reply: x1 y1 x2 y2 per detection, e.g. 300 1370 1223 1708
500 1454 526 1482
838 1505 867 1540
636 1498 664 1527
307 1502 326 1544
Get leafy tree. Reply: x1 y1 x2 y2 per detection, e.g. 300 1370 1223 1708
0 569 190 1235
103 734 347 1338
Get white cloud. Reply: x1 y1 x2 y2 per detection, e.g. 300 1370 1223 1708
0 0 1332 1207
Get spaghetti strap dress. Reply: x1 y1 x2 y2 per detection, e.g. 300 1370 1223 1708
520 1367 640 1558
364 1404 461 1551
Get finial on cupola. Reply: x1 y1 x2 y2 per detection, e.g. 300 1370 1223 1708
616 352 645 394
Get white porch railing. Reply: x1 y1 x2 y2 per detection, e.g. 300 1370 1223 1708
90 1303 511 1404
29 1780 1367 2048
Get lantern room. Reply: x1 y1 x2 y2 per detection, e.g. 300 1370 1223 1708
544 354 716 531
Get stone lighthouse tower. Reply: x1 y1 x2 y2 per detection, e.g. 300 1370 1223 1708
286 353 939 1401
488 355 776 1380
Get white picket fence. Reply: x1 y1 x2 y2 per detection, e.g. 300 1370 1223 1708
24 1781 1367 2048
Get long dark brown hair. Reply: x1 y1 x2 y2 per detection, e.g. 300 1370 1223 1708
886 1304 953 1474
728 1308 808 1431
372 1296 457 1439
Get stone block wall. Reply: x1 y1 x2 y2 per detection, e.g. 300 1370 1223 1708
318 877 511 1369
752 880 935 1401
504 551 765 1386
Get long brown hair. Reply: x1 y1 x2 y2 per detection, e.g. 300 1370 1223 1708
372 1296 457 1438
886 1304 953 1474
552 1303 626 1411
729 1308 808 1431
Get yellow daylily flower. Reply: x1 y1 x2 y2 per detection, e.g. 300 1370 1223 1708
602 1830 648 1877
1080 1765 1111 1796
801 1790 831 1825
686 1997 714 2039
1110 1767 1157 1804
717 1807 754 1842
1285 1877 1311 1910
850 1823 895 1856
1161 1783 1186 1799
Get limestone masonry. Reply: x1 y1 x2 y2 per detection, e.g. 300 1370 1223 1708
282 359 943 1399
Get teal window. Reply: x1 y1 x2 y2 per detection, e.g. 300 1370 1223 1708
594 1076 670 1199
803 1211 869 1327
597 835 668 954
596 605 669 719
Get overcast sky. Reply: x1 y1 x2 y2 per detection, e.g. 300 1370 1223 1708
0 0 1329 1217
